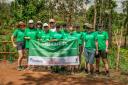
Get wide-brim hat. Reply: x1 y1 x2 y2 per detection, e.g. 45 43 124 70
84 23 93 29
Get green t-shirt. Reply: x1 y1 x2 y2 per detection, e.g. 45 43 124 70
13 29 25 42
62 30 70 40
96 31 109 50
24 28 37 49
71 31 83 45
52 31 63 40
37 29 44 39
39 30 53 42
83 32 96 50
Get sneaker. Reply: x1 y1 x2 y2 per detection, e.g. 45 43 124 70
17 66 23 71
85 69 88 73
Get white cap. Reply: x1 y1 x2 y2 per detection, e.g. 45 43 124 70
19 21 24 25
37 21 42 24
43 23 48 27
49 19 55 23
28 19 34 24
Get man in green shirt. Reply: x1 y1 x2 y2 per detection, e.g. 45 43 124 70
95 24 109 77
52 24 63 40
24 20 37 49
49 19 56 32
11 21 26 71
37 23 52 42
83 23 97 75
62 24 71 40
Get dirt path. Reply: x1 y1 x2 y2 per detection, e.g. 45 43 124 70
0 61 127 85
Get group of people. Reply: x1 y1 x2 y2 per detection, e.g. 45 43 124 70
11 18 110 77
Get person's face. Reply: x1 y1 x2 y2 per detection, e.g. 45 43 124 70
29 23 34 28
87 28 93 32
37 24 42 28
76 26 80 32
68 25 73 32
50 22 55 27
98 27 103 32
44 26 49 31
56 27 61 32
20 25 25 30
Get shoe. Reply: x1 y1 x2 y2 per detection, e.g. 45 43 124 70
17 66 24 71
85 69 88 73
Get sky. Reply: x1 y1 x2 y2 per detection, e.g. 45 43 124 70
6 0 125 13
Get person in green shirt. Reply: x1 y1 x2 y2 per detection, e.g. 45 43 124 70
50 24 64 73
36 21 43 33
66 24 79 74
62 24 71 40
83 23 97 75
49 19 56 32
95 24 109 77
36 21 43 41
11 21 26 71
24 19 37 49
52 24 63 40
72 24 83 70
38 23 52 42
61 22 67 33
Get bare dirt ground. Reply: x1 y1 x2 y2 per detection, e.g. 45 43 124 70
0 60 128 85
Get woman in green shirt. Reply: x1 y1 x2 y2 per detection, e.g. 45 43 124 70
11 21 26 71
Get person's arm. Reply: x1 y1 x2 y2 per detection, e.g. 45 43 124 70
95 32 98 54
106 40 109 53
11 35 17 47
24 29 30 40
95 40 98 55
105 32 109 53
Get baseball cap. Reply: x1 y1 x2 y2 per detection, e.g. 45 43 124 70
49 19 55 23
37 21 42 24
43 23 48 27
28 19 34 24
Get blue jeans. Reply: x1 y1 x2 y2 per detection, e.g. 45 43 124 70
84 48 95 64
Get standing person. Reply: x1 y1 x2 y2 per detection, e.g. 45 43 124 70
49 19 56 32
50 23 64 73
61 22 67 33
95 24 110 77
24 19 37 49
83 24 97 75
36 21 43 32
37 23 52 42
66 24 77 74
24 20 37 70
11 21 26 71
36 21 43 41
72 24 83 71
52 23 63 40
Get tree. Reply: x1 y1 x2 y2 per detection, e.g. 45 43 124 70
122 1 128 47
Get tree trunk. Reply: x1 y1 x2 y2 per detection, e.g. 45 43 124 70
93 0 97 30
124 24 128 47
116 46 120 71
